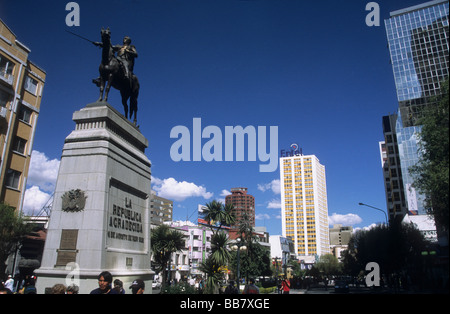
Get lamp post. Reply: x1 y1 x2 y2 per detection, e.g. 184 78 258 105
358 202 388 225
231 238 247 287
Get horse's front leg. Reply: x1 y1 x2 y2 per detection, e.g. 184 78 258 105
97 78 104 102
104 74 113 102
121 94 129 119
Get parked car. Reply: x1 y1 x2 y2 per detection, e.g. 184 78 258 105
334 280 349 293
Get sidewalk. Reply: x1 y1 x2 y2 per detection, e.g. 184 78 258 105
271 289 307 294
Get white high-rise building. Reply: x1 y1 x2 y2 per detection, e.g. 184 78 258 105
280 153 330 258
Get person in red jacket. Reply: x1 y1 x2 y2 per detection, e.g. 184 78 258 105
281 277 290 294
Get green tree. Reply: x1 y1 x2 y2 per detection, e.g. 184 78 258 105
150 224 186 288
314 254 342 277
201 200 236 234
198 255 224 294
210 231 231 266
230 211 271 281
0 203 33 278
410 79 449 239
198 200 236 293
342 221 427 286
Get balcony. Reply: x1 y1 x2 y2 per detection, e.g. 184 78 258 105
0 71 14 86
0 106 7 119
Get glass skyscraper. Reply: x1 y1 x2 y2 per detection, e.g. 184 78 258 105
384 0 449 215
385 0 449 127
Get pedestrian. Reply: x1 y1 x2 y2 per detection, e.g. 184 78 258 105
224 280 239 294
281 277 290 294
129 279 145 294
243 278 259 294
4 275 14 292
90 271 118 294
22 276 37 294
113 279 125 294
66 284 79 294
51 283 67 294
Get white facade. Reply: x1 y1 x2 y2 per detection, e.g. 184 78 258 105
280 154 330 258
402 214 438 243
165 220 212 278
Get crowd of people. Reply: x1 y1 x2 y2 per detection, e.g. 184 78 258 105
1 275 38 294
2 272 295 294
0 271 145 294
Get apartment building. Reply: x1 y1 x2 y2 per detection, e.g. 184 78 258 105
0 19 46 210
280 153 330 258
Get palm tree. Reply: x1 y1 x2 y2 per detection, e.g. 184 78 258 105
198 256 223 294
202 200 236 234
199 232 231 294
198 200 236 293
210 231 231 265
151 224 186 288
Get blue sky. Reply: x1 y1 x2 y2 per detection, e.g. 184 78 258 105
1 0 425 235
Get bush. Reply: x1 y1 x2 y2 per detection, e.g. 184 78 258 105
259 286 277 294
161 282 198 294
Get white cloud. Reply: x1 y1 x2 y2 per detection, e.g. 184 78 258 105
22 186 53 216
151 176 213 202
257 179 280 194
216 190 231 204
267 198 281 209
353 223 378 233
256 213 271 220
27 150 60 192
328 213 363 226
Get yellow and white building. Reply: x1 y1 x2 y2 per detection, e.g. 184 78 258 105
1 19 46 210
280 153 330 260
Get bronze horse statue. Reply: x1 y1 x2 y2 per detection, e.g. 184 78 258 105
93 28 140 124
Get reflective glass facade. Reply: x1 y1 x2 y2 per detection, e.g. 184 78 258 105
385 0 449 127
395 111 426 214
384 0 449 216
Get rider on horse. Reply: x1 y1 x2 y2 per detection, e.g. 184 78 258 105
93 35 138 85
113 36 138 81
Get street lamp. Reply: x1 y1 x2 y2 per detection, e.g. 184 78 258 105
231 238 247 287
358 202 388 225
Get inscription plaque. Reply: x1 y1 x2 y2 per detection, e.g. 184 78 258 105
55 229 78 266
59 229 78 250
55 251 77 266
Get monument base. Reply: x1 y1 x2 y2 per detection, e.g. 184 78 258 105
35 102 154 294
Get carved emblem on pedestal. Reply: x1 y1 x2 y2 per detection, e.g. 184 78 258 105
61 189 87 212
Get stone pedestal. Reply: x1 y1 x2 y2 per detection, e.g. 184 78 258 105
35 102 153 294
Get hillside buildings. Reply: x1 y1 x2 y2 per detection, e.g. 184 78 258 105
0 19 46 210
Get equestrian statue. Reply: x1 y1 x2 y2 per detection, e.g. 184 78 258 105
91 27 140 124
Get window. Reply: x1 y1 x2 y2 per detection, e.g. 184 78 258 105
18 106 32 124
0 55 15 83
24 76 38 95
5 169 21 189
12 137 27 155
0 89 11 108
